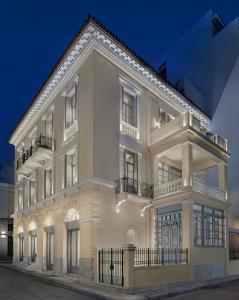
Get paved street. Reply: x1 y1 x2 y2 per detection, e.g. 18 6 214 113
171 280 239 300
0 266 95 300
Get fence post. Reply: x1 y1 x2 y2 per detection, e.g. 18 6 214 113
123 244 136 289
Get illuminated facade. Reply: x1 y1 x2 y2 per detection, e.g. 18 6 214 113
10 16 230 286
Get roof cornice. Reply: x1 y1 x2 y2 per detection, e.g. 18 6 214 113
9 16 210 146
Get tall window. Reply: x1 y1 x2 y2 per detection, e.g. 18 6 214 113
158 108 174 127
122 89 137 127
193 204 225 247
29 180 36 205
19 235 24 261
30 233 37 263
193 204 203 246
155 208 182 249
44 169 53 198
18 189 23 211
45 112 53 138
65 86 77 129
65 153 77 188
124 150 138 181
158 161 181 185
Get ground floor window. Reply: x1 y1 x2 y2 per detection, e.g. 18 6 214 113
19 235 24 261
67 228 80 273
155 206 182 249
46 231 54 270
193 204 225 247
30 233 37 262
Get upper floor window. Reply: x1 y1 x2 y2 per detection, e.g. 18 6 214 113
44 168 53 198
29 180 36 205
65 152 77 188
158 108 174 127
119 77 141 140
158 161 181 185
18 189 23 211
45 112 53 138
122 89 137 127
65 86 77 129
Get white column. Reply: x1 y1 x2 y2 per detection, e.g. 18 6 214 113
181 143 193 187
218 163 228 195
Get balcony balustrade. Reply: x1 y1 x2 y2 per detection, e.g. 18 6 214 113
116 176 153 199
153 177 226 201
150 113 228 152
154 178 182 198
17 135 54 170
192 177 226 201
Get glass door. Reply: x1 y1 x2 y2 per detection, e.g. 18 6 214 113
31 234 37 263
46 232 54 270
19 236 24 261
124 151 138 194
67 229 79 274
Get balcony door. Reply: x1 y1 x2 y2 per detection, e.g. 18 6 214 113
67 228 79 274
46 232 54 271
124 150 138 194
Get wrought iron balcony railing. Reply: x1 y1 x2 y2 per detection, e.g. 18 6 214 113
116 176 153 199
17 135 54 170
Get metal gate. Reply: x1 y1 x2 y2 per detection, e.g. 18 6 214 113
98 248 124 287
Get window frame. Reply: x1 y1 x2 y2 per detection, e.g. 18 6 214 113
18 188 24 211
193 204 225 248
29 180 36 206
65 151 77 189
119 77 141 140
65 85 77 130
44 168 53 198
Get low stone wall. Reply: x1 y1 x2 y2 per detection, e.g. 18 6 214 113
228 260 239 276
134 264 190 288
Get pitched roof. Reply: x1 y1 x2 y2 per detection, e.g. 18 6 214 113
9 14 210 145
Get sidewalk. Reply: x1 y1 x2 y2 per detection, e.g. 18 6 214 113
1 263 239 300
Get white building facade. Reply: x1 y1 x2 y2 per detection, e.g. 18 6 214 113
9 16 230 287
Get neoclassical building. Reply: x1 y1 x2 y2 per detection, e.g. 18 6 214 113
9 15 230 287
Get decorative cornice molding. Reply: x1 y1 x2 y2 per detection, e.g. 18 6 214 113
10 22 209 146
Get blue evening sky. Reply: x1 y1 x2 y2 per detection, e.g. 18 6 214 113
1 0 238 163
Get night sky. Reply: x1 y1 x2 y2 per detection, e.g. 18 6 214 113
1 0 238 163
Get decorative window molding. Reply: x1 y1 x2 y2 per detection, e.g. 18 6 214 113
29 179 37 206
44 166 54 199
119 77 141 140
64 146 78 189
63 76 79 142
18 188 24 211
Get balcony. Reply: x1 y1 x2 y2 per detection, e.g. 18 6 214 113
17 135 54 172
116 177 153 199
192 177 226 201
150 112 228 152
154 177 226 201
154 178 182 198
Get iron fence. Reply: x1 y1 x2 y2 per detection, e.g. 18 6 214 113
134 248 188 267
116 176 153 199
